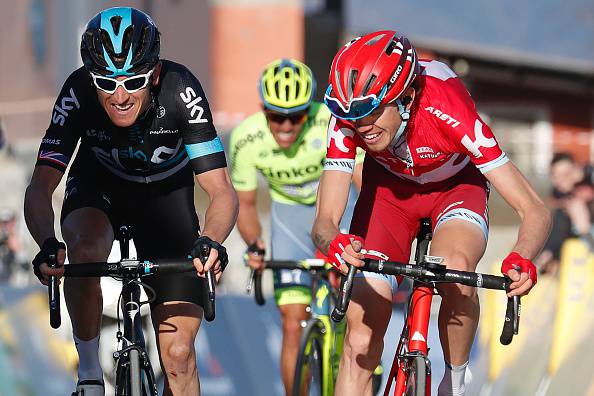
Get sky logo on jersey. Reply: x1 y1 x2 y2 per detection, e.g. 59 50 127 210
52 88 80 126
424 106 460 128
38 150 69 168
461 120 496 158
180 87 208 124
118 147 148 161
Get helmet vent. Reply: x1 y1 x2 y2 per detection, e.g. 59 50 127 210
100 29 115 56
385 39 398 55
334 70 346 101
365 33 385 46
131 25 149 65
347 69 358 99
361 74 376 96
110 16 123 36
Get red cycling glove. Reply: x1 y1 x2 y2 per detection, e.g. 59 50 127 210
327 233 364 270
501 252 537 285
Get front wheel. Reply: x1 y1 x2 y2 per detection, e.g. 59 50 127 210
292 319 326 396
115 348 158 396
404 355 426 396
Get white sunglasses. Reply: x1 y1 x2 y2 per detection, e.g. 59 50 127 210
90 69 154 94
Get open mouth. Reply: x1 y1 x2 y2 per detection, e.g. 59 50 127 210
111 103 134 114
276 131 296 143
361 131 382 144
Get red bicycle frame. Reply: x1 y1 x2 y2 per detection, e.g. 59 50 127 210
386 284 433 396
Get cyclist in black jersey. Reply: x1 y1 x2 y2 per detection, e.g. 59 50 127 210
23 7 238 396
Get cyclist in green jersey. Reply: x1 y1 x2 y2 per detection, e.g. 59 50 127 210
229 59 362 394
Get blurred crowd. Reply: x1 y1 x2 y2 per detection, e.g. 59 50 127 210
0 118 30 285
536 152 594 275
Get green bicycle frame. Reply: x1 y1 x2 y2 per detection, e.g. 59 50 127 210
307 277 346 395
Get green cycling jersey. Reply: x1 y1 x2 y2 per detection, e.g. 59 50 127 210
231 102 359 205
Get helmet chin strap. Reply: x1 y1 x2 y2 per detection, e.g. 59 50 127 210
390 98 410 146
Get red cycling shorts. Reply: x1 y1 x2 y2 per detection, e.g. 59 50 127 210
350 156 489 265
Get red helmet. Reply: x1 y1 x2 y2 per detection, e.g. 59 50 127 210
325 30 419 120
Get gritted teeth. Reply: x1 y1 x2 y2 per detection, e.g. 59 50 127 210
112 103 134 112
363 132 381 140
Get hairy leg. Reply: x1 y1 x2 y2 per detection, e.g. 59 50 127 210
430 219 486 365
335 278 392 396
278 303 309 395
152 301 202 396
62 207 113 340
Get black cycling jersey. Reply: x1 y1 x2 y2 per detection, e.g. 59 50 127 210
36 60 229 308
36 60 226 183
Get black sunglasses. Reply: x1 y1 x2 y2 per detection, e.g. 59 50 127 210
265 110 309 125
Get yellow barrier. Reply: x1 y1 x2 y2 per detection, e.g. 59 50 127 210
548 238 594 376
484 260 557 383
15 291 79 374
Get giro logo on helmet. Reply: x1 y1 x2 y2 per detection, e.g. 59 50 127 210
390 65 404 84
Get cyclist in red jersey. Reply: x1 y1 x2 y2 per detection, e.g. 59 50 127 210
312 30 551 396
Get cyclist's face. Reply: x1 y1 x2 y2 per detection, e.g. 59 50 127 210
353 103 402 152
96 63 161 127
265 109 308 149
353 88 414 152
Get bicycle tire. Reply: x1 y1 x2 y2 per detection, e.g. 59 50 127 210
404 355 426 396
292 319 325 396
115 351 158 396
130 349 142 396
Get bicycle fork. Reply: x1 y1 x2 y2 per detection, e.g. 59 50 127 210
390 284 433 396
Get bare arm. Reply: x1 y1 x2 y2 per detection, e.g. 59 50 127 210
236 189 262 244
352 162 363 193
312 170 354 255
195 167 239 244
485 161 552 260
24 166 64 246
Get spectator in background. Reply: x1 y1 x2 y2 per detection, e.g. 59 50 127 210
536 153 594 274
0 117 5 151
0 208 27 282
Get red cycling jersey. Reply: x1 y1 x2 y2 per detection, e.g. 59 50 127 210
324 59 508 185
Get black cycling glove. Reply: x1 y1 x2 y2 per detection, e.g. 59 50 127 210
32 237 66 282
190 236 228 272
247 241 265 256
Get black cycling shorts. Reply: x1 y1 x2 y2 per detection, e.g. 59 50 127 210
60 174 205 309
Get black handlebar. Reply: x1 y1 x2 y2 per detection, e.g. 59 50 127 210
500 295 520 345
247 259 328 306
49 259 197 329
199 245 216 322
48 254 61 329
331 258 521 345
330 264 356 322
253 271 265 306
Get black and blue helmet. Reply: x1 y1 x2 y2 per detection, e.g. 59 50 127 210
80 7 160 77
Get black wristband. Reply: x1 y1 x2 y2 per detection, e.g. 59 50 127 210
190 236 229 272
247 240 265 256
32 237 66 281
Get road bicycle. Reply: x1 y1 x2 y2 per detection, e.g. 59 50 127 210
247 259 382 396
333 219 521 396
46 226 217 396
